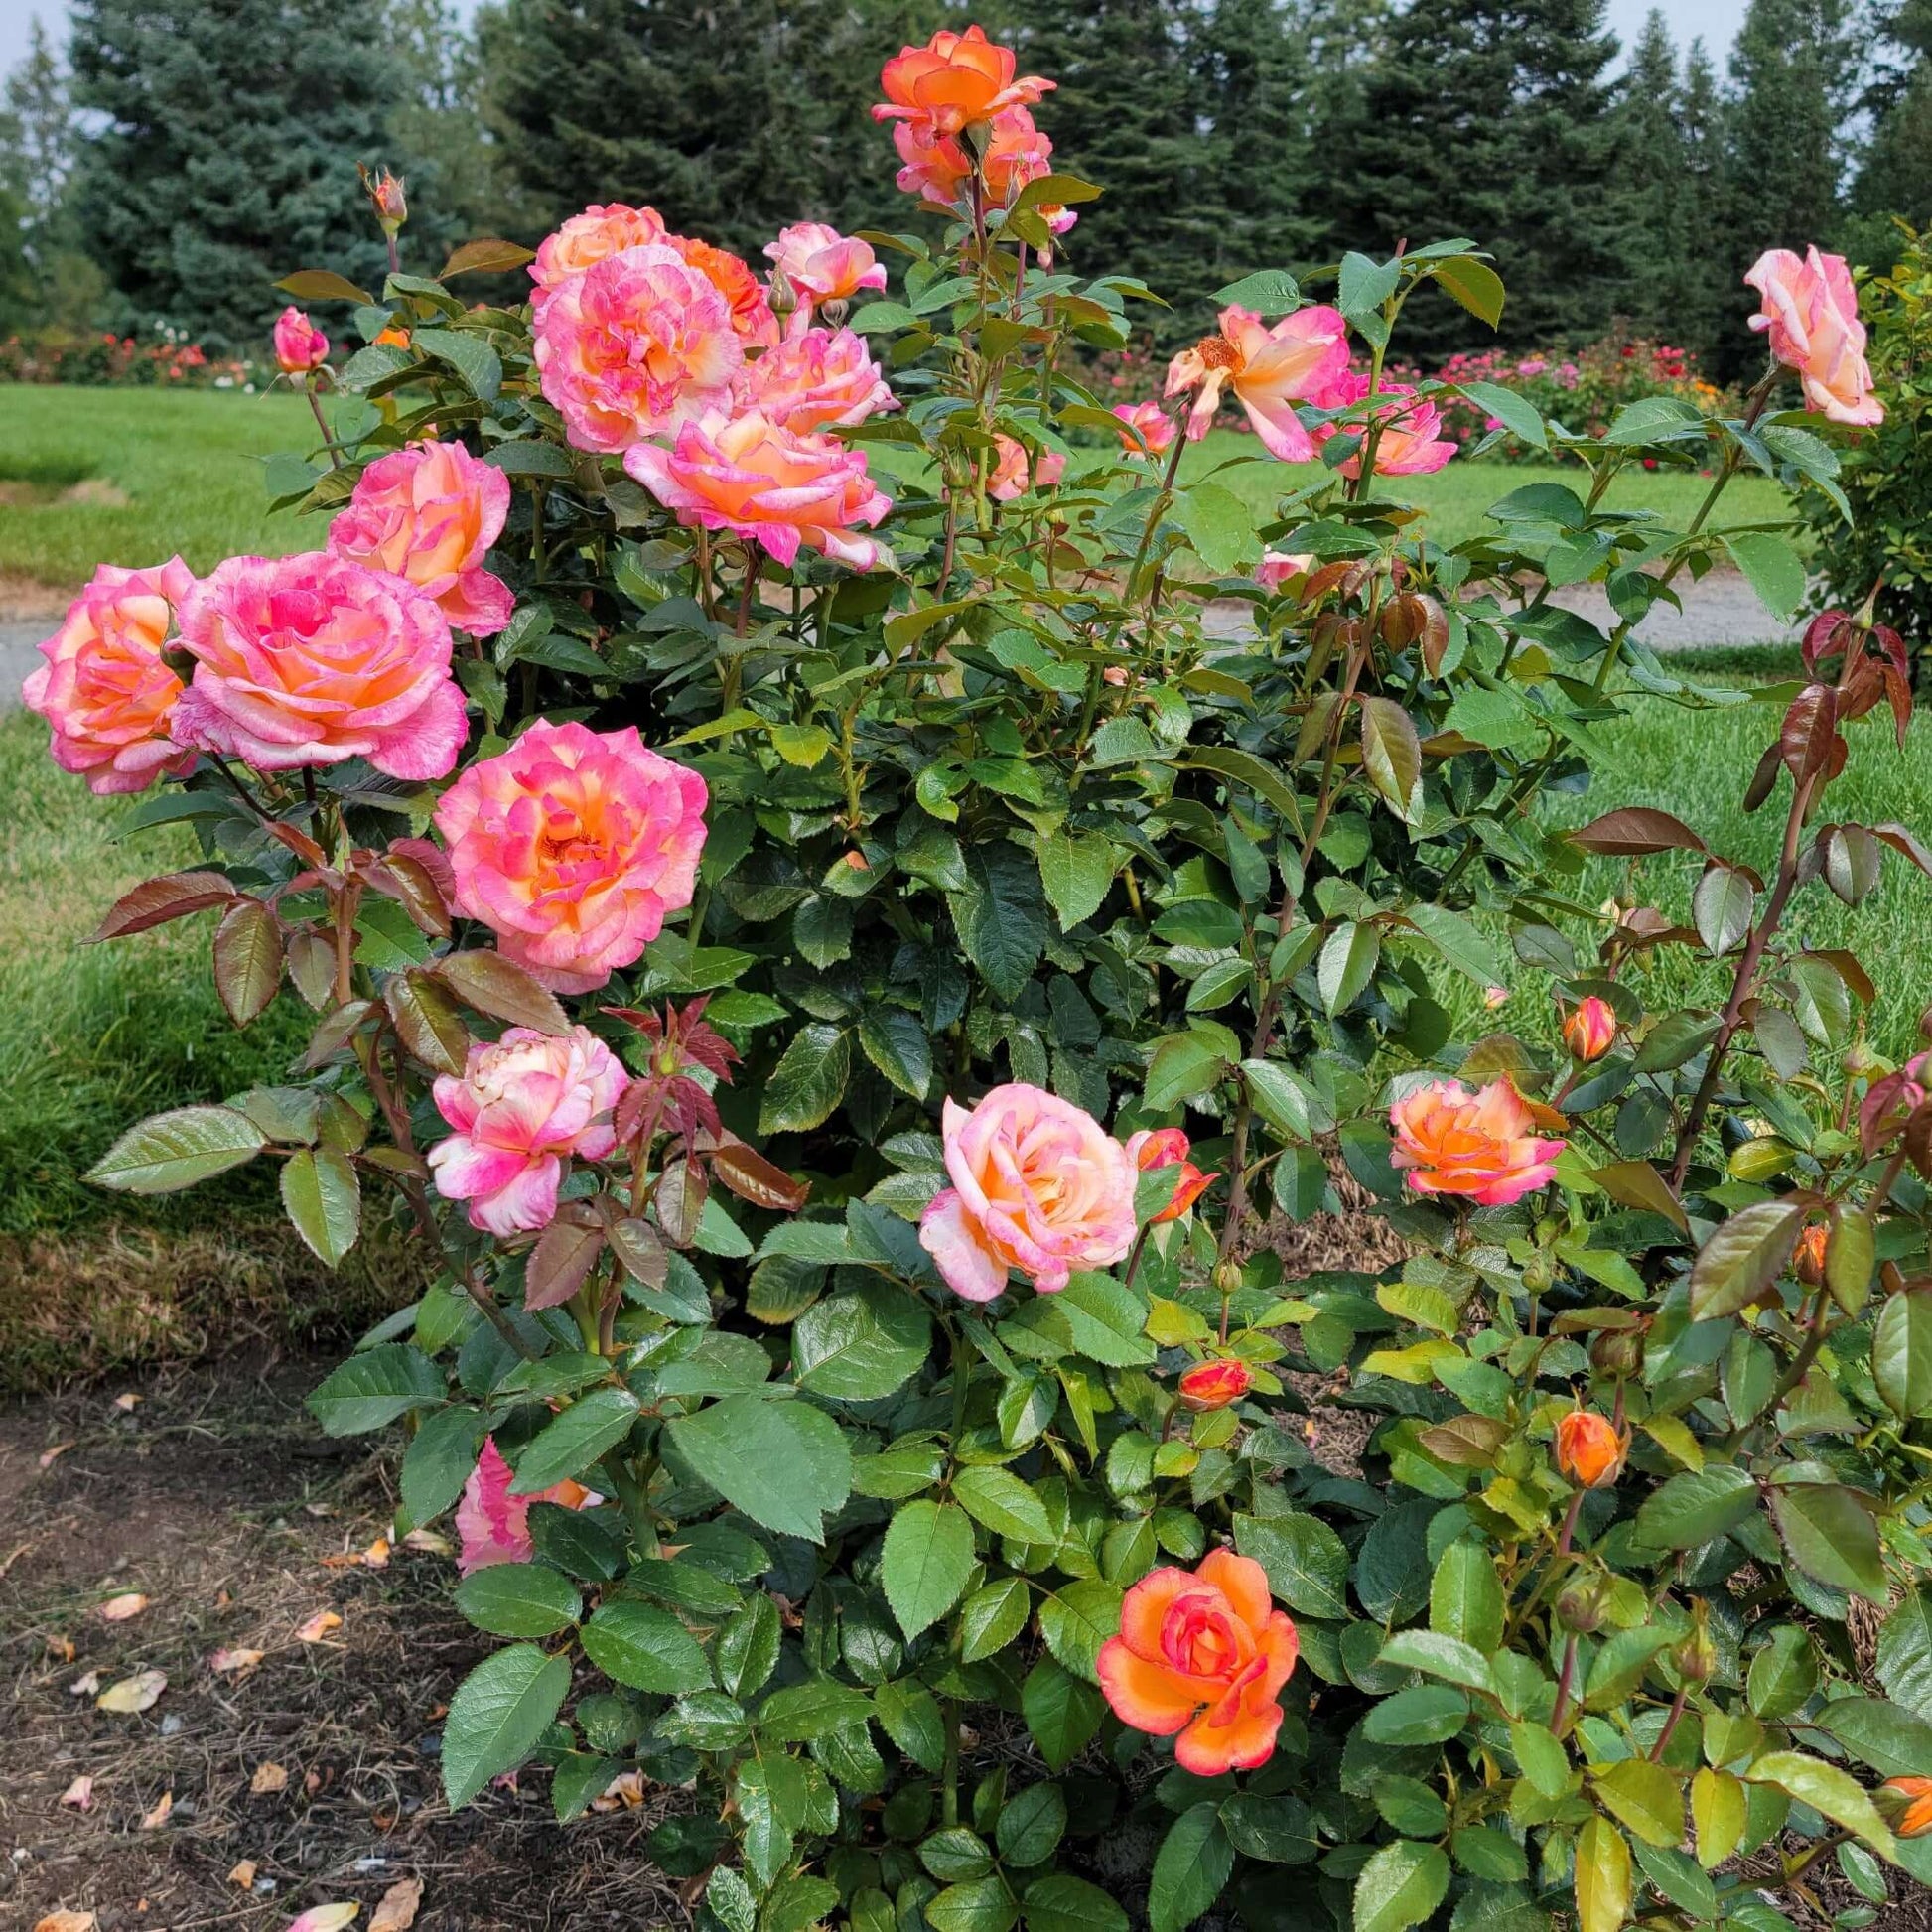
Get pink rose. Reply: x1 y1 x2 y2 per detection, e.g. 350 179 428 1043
763 222 889 315
661 232 780 347
456 1436 600 1573
273 306 328 375
173 552 467 779
1255 551 1314 591
530 202 668 312
624 410 894 571
1317 374 1456 478
533 244 743 454
23 558 199 794
1389 1078 1566 1207
434 719 708 993
988 434 1066 500
918 1084 1137 1301
735 320 897 435
1744 246 1884 426
1166 304 1351 459
1113 400 1175 459
327 439 515 637
428 1025 628 1236
894 104 1053 211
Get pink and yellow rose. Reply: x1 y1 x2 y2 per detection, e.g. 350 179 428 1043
456 1436 600 1573
1318 374 1457 478
1166 304 1351 460
1256 551 1314 591
434 719 708 993
988 435 1066 501
530 202 667 310
1113 400 1175 459
893 104 1053 211
662 232 779 347
1125 1126 1216 1223
735 322 897 436
763 223 888 316
1744 246 1884 427
272 306 328 376
1388 1077 1566 1207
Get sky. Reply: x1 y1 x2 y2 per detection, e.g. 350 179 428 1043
0 0 1758 88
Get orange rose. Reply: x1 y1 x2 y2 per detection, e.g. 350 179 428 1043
1125 1127 1215 1223
1388 1077 1566 1207
1794 1223 1829 1287
872 25 1054 141
1096 1551 1298 1775
1177 1359 1252 1412
1561 995 1616 1064
1554 1409 1627 1490
1878 1776 1932 1837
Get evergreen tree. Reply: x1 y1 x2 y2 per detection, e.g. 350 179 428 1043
1675 38 1735 360
0 19 100 331
1852 0 1932 229
1725 0 1855 253
1606 11 1689 335
68 0 407 348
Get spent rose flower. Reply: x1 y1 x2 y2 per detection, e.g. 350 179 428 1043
1096 1551 1298 1775
23 558 199 794
1166 304 1351 460
1113 400 1175 458
1744 246 1884 427
1554 1408 1627 1489
428 1025 628 1236
662 232 779 347
531 202 668 310
456 1437 598 1574
1561 995 1616 1064
763 222 888 317
1255 551 1314 591
434 719 708 993
172 552 466 779
1317 373 1457 477
919 1084 1137 1301
735 321 897 435
1794 1221 1829 1287
1177 1359 1252 1412
1388 1077 1566 1207
873 24 1054 140
1125 1127 1215 1223
1877 1777 1932 1837
625 410 894 571
533 243 743 453
987 435 1065 500
327 439 515 637
272 306 328 376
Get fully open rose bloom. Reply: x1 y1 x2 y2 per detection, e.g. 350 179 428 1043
736 321 897 435
272 306 328 375
172 552 466 779
435 719 708 992
327 439 515 637
1097 1551 1298 1774
763 223 888 316
625 410 894 570
428 1025 628 1235
457 1437 599 1573
987 435 1065 500
1125 1127 1215 1222
1744 246 1884 427
1318 373 1456 477
894 103 1052 211
1388 1077 1566 1206
530 202 667 311
533 244 743 453
874 24 1053 140
918 1084 1136 1300
1166 304 1351 459
1113 400 1175 459
23 558 199 794
662 232 779 347
1256 550 1314 591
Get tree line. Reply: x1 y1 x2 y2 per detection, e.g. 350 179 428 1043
2 0 1927 373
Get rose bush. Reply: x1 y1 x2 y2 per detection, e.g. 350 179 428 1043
39 21 1932 1932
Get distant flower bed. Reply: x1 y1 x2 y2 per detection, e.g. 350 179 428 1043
0 328 257 388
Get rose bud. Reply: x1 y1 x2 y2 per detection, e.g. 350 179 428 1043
1794 1223 1829 1288
1554 1409 1626 1490
1125 1127 1216 1225
1672 1621 1717 1686
359 162 408 234
272 306 329 377
1561 995 1616 1064
1589 1325 1646 1379
1178 1358 1253 1413
1877 1777 1932 1837
1556 1576 1610 1634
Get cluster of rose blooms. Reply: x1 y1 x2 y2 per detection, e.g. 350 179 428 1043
0 328 244 388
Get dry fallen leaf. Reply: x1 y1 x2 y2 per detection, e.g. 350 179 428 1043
37 1442 71 1470
33 1912 97 1932
47 1635 75 1663
250 1760 289 1795
591 1769 646 1811
227 1861 258 1889
368 1876 423 1932
98 1592 149 1622
95 1668 166 1714
284 1908 359 1932
400 1528 452 1555
294 1609 343 1644
362 1535 391 1569
112 1392 141 1412
139 1791 173 1830
209 1646 265 1675
69 1670 101 1697
59 1775 94 1812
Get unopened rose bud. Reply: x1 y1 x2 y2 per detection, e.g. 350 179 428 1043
767 265 799 321
1177 1358 1252 1413
1844 1041 1880 1078
819 296 851 329
272 306 329 378
1212 1259 1243 1296
1877 1777 1932 1837
1794 1223 1829 1288
359 163 408 234
1557 1576 1610 1634
1522 1254 1555 1293
1483 985 1509 1011
1554 1409 1626 1490
1590 1325 1645 1379
1672 1623 1717 1685
1561 996 1616 1064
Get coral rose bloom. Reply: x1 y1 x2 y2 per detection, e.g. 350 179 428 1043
1388 1077 1565 1207
435 719 708 993
736 322 897 436
625 410 894 571
1166 304 1351 460
530 202 667 310
1177 1359 1252 1412
23 558 199 794
1554 1409 1627 1490
918 1084 1136 1301
429 1025 628 1236
1113 400 1175 458
987 434 1066 500
1097 1551 1298 1775
1125 1127 1215 1223
328 439 515 637
1560 995 1616 1064
273 305 328 375
533 243 743 453
456 1437 599 1573
763 222 888 313
1744 246 1884 427
873 24 1054 140
1879 1777 1932 1838
172 552 467 779
662 232 779 347
1320 373 1456 477
894 104 1053 210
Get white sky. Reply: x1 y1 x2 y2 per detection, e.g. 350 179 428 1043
0 0 1758 93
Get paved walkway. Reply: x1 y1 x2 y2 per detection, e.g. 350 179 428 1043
2 621 44 702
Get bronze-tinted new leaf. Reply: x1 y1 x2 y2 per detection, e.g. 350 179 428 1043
1567 808 1707 857
91 871 239 941
436 950 570 1035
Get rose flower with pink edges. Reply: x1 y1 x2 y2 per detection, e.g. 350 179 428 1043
172 552 467 779
1113 400 1175 459
533 244 743 453
661 232 779 347
1166 304 1351 459
763 222 889 317
625 410 894 571
918 1084 1137 1301
1389 1077 1566 1207
428 1025 628 1236
737 320 897 435
988 435 1066 501
894 104 1053 212
1256 551 1314 591
23 558 200 795
1316 373 1456 478
327 439 515 637
1744 245 1884 427
530 202 667 313
456 1437 600 1573
272 306 328 376
434 719 708 993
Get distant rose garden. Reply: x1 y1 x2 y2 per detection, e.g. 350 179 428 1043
22 20 1932 1932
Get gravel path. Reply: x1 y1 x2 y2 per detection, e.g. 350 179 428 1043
2 620 45 702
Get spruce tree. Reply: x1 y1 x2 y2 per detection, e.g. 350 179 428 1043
1606 11 1689 336
1675 38 1736 361
1852 0 1932 229
1725 0 1855 252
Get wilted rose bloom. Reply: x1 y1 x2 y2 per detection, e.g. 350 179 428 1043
1561 995 1616 1063
873 24 1054 141
1388 1077 1566 1207
1125 1126 1215 1223
1744 246 1883 427
23 558 199 794
987 435 1065 500
434 719 708 993
625 410 894 571
1113 400 1175 458
1177 1358 1252 1412
1255 550 1313 591
1878 1777 1932 1838
429 1026 628 1236
919 1084 1137 1300
1554 1409 1626 1489
762 222 888 315
272 306 328 376
1166 304 1351 460
661 232 779 347
327 439 515 637
1794 1222 1829 1287
1318 373 1457 477
735 321 897 435
456 1437 598 1574
530 202 668 311
894 103 1053 210
533 244 743 453
1096 1552 1298 1774
173 552 466 779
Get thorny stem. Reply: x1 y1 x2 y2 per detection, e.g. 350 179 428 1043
1556 1490 1584 1559
1549 1634 1579 1736
306 383 341 469
1649 1685 1690 1762
332 882 362 1009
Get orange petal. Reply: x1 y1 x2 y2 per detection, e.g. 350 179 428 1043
1255 1611 1301 1700
1096 1640 1205 1735
1117 1567 1195 1657
1175 1692 1284 1776
1195 1550 1273 1634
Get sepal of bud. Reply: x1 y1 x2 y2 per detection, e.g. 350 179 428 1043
1590 1324 1646 1379
1556 1575 1611 1634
